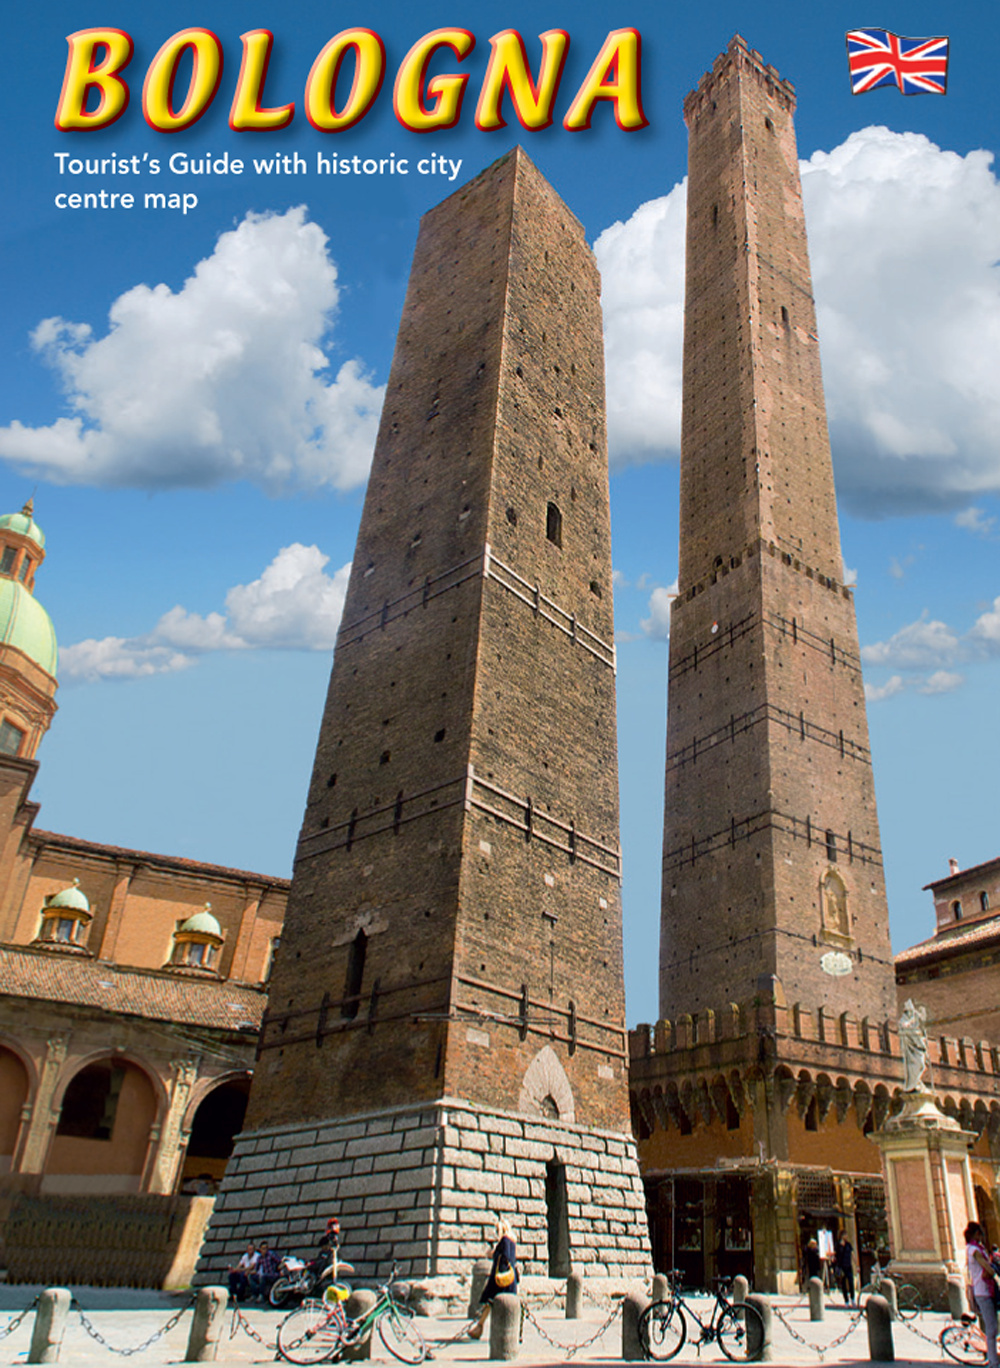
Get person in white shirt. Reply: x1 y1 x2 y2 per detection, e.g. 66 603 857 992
965 1222 999 1368
227 1241 259 1303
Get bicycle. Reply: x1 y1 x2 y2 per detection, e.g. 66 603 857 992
941 1313 990 1364
277 1263 426 1365
639 1274 764 1361
859 1261 922 1319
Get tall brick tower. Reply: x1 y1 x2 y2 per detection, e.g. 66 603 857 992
201 149 650 1282
629 38 900 1295
661 37 895 1023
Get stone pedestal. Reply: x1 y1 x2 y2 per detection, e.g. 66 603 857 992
870 1091 976 1311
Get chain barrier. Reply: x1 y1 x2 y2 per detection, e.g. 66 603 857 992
429 1316 480 1347
228 1300 279 1351
522 1300 622 1359
0 1296 40 1340
896 1312 948 1350
72 1293 197 1357
770 1301 866 1359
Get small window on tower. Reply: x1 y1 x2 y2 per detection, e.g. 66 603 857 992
952 900 963 921
342 929 368 1021
17 557 30 582
980 891 989 913
0 720 25 756
546 502 562 548
826 830 837 863
0 548 15 576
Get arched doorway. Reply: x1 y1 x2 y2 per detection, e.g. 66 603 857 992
180 1077 250 1192
44 1058 158 1194
0 1046 29 1172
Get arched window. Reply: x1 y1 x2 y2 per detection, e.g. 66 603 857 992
980 891 990 913
953 900 963 921
342 930 368 1020
546 502 562 548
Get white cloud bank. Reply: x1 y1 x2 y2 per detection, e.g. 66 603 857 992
62 544 350 682
596 127 1000 517
0 209 383 494
862 596 1000 700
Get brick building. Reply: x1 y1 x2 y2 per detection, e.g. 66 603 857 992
629 37 1000 1292
200 149 651 1285
896 857 1000 1050
0 503 289 1285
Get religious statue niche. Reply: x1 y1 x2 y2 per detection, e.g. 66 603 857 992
820 870 851 940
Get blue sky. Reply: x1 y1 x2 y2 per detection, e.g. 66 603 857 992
1 0 997 1028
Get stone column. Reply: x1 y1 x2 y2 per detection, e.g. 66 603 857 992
147 1057 201 1194
16 1034 69 1175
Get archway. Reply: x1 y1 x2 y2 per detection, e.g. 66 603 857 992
0 1046 29 1172
44 1058 157 1194
180 1077 251 1191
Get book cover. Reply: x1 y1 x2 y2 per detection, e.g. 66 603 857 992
0 0 996 1038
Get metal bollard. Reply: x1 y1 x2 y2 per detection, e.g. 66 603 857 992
28 1288 71 1365
489 1293 520 1360
746 1294 773 1363
732 1274 749 1305
566 1271 583 1319
947 1279 966 1320
651 1273 670 1303
808 1276 825 1322
468 1259 493 1318
184 1286 227 1363
880 1278 898 1321
866 1293 894 1361
622 1289 651 1362
344 1288 378 1360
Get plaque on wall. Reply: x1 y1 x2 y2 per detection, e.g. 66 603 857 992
820 950 852 976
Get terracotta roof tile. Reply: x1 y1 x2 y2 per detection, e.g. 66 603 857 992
895 915 1000 969
0 944 266 1031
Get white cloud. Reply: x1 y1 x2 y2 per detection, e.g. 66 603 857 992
861 614 960 669
968 595 1000 653
919 670 964 694
640 583 678 641
865 675 905 703
61 544 350 683
595 128 1000 516
0 210 383 494
955 507 997 538
842 564 857 587
594 185 686 465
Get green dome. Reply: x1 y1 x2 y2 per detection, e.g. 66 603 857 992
179 906 223 939
0 579 57 676
0 503 45 550
48 879 90 913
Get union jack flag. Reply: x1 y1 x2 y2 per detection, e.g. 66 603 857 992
846 29 949 95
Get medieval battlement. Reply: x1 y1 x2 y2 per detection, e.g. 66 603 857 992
629 991 1000 1118
683 35 796 127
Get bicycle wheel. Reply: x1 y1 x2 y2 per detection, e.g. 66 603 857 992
896 1284 922 1319
941 1323 988 1365
717 1303 765 1361
377 1306 427 1364
277 1300 347 1364
638 1300 687 1361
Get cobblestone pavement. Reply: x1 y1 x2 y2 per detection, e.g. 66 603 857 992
0 1288 961 1366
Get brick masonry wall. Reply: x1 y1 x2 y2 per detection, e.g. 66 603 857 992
661 38 895 1027
246 147 631 1142
198 1098 651 1282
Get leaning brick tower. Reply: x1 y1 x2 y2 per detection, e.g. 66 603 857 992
660 37 895 1024
201 149 650 1282
628 38 900 1294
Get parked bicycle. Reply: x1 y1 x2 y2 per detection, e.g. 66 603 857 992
859 1261 922 1318
639 1273 764 1361
941 1313 991 1365
277 1262 426 1365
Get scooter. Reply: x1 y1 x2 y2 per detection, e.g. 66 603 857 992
268 1255 354 1308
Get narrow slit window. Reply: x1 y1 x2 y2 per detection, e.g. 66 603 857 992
546 502 562 548
341 929 368 1020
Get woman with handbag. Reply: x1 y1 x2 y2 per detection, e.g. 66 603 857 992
469 1218 518 1339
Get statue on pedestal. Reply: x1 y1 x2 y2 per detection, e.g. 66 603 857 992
899 999 929 1093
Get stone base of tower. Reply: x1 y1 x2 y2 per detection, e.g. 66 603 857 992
196 1097 652 1283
